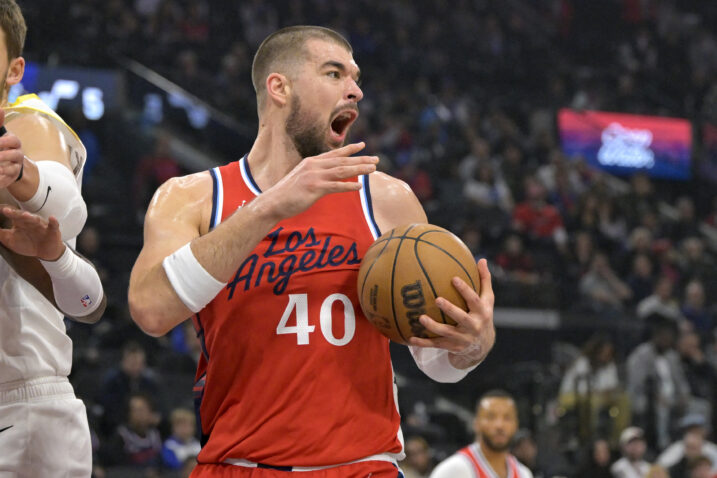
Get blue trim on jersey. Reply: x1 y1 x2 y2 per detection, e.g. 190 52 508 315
194 312 210 361
363 174 381 237
209 168 219 229
242 154 263 194
193 371 209 447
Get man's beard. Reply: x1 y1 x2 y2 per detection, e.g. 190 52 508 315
285 95 328 159
482 434 511 453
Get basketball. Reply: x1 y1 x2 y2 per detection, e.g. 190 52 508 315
357 223 480 344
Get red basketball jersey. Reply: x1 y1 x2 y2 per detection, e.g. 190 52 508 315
192 155 403 467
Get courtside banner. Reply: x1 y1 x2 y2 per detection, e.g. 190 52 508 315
558 108 692 180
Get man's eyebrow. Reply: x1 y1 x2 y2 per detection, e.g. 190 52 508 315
321 60 361 81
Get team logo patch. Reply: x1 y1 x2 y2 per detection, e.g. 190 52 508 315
80 295 92 308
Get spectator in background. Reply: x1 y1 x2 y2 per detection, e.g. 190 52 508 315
511 429 549 478
626 253 655 306
400 436 434 478
677 330 716 426
682 279 715 337
688 455 716 478
645 465 671 478
637 275 683 322
623 173 657 228
512 176 568 251
132 132 182 221
677 238 717 299
494 233 540 285
97 341 160 436
610 427 651 478
668 196 701 243
578 252 632 313
627 317 690 450
559 333 629 445
575 439 614 478
101 393 162 474
161 408 201 471
463 160 513 215
658 414 717 477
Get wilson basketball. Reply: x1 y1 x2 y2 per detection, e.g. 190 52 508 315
357 223 480 344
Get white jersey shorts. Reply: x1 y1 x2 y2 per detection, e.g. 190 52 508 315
0 376 92 478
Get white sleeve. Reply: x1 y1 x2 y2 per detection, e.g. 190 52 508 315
429 454 474 478
518 462 534 478
409 346 479 383
18 160 87 241
40 246 103 318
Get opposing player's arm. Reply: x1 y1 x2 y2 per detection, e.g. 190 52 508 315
1 112 87 240
0 207 106 323
370 172 495 375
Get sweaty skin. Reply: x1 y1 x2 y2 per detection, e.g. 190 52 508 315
129 37 494 368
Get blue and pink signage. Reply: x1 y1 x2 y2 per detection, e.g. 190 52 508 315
558 108 692 180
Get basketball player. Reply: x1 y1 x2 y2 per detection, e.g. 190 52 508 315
430 390 533 478
0 1 105 476
129 26 495 477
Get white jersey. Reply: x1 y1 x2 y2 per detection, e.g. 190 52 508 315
0 94 87 385
430 443 533 478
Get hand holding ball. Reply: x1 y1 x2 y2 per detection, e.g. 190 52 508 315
357 223 480 344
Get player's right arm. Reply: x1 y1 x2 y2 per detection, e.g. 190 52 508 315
129 142 378 336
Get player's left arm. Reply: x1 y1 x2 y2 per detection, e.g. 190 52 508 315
369 172 496 377
0 109 87 240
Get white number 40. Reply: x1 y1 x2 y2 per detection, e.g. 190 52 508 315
277 293 356 346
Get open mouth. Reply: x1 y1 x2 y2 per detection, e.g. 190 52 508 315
330 109 358 141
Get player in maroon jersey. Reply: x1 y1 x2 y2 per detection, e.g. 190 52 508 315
129 26 496 478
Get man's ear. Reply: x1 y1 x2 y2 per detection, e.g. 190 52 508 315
266 73 290 107
5 56 25 88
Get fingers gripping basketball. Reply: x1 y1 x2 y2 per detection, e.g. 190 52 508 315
357 223 480 344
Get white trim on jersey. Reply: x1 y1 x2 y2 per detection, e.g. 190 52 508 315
239 156 261 196
359 174 380 240
210 167 224 228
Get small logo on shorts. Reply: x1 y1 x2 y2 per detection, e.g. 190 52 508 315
81 295 92 308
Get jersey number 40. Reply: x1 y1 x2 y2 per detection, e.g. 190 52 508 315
277 293 356 346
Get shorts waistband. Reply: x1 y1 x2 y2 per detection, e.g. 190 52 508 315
0 376 74 404
224 453 398 472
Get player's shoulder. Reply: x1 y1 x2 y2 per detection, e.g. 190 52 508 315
368 171 414 200
516 460 534 478
367 171 427 230
429 452 473 478
148 170 213 221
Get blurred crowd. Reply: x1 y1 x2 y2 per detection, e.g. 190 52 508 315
18 0 717 477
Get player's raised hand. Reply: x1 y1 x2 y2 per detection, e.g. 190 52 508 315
408 259 496 367
0 110 25 189
263 142 378 219
0 206 65 261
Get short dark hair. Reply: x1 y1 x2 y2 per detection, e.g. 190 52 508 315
0 0 25 60
476 389 515 410
251 26 351 111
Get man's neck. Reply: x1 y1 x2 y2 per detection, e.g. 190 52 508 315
247 121 303 190
479 442 509 478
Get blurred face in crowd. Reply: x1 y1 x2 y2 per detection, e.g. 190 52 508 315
474 397 518 453
512 436 537 467
593 439 611 466
685 280 705 308
689 459 713 478
684 429 706 459
284 38 362 158
173 415 196 442
404 437 432 474
121 348 146 379
678 331 701 357
128 396 155 433
623 437 646 462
